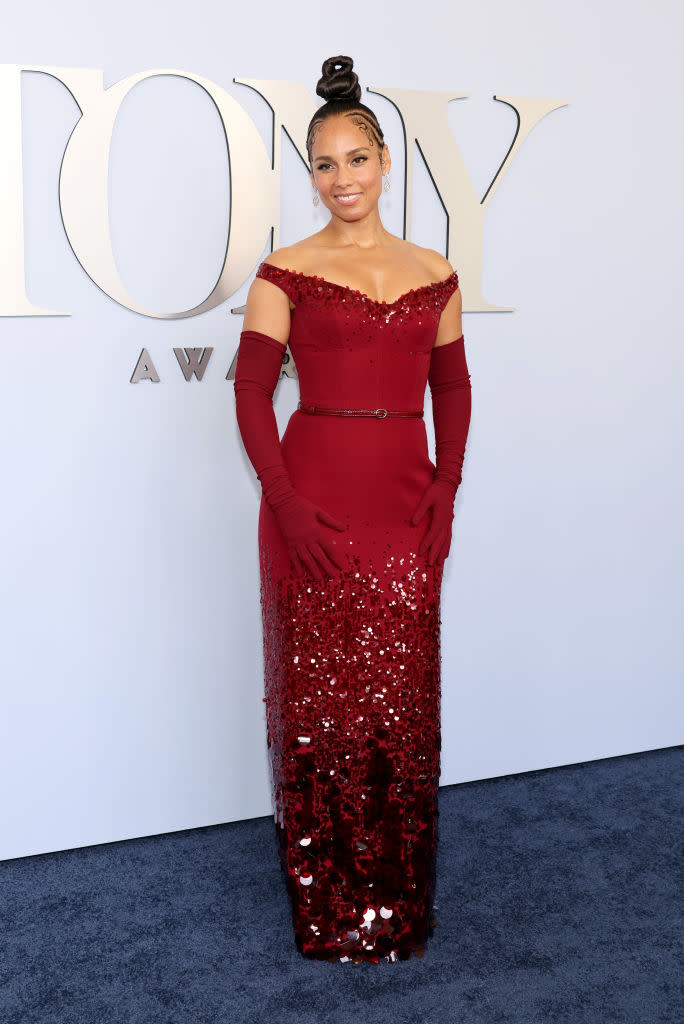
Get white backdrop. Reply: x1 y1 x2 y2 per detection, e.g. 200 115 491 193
1 0 682 861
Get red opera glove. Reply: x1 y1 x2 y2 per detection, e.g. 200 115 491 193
411 335 472 566
233 329 347 580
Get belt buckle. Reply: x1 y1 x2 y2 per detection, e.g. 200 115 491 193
375 407 388 418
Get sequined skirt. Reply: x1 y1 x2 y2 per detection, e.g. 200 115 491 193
257 412 443 964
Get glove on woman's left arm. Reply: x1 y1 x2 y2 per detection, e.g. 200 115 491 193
411 335 472 566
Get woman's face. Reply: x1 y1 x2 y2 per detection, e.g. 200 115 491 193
309 113 390 220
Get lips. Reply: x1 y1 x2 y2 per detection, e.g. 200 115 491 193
335 193 361 205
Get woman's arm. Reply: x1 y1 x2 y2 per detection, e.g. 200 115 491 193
411 272 472 565
242 266 293 341
233 269 346 580
434 275 463 347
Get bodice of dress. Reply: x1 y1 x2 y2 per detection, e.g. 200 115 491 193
255 261 459 412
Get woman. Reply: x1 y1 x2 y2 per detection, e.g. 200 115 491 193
234 55 471 964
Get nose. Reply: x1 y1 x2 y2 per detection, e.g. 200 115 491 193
334 168 353 189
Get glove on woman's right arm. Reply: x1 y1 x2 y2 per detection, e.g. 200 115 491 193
233 329 346 580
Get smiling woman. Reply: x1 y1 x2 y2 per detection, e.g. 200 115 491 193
305 59 391 228
233 54 472 964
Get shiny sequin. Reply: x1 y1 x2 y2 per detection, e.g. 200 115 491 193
259 539 443 964
252 261 460 963
255 261 459 356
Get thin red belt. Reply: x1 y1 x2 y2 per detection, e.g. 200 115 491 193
298 401 423 419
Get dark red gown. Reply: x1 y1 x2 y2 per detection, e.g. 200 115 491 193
254 260 460 963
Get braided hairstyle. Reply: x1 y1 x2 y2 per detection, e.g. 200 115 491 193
306 56 386 169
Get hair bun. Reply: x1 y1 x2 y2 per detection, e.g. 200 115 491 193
316 56 361 103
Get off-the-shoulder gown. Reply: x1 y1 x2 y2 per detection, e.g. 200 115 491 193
252 260 461 964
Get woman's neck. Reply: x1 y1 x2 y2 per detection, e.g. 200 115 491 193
319 209 392 251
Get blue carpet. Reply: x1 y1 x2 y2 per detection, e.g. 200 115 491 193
2 746 682 1023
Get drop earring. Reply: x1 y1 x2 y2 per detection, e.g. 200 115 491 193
312 186 320 207
383 172 391 193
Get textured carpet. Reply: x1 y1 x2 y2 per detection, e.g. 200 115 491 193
2 746 682 1023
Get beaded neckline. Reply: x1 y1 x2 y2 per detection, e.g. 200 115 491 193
258 261 458 308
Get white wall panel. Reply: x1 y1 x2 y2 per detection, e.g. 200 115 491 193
1 0 681 859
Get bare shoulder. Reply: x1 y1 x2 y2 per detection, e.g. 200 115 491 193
262 234 329 275
411 244 456 281
260 245 303 272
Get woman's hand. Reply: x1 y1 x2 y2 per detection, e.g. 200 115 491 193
271 492 347 581
233 325 347 583
410 480 456 566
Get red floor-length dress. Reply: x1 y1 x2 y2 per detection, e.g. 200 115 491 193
254 260 460 964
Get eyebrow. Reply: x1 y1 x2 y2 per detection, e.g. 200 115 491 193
314 147 371 161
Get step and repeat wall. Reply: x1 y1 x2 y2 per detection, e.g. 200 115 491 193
1 0 681 859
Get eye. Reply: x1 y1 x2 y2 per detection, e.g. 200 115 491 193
316 162 332 171
352 156 367 164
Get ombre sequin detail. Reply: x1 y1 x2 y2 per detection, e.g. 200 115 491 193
253 260 460 963
259 535 443 964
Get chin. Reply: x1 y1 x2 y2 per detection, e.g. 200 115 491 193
334 208 367 220
326 199 377 219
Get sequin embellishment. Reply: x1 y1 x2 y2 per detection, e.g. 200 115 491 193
259 538 443 964
251 258 459 963
255 261 459 333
